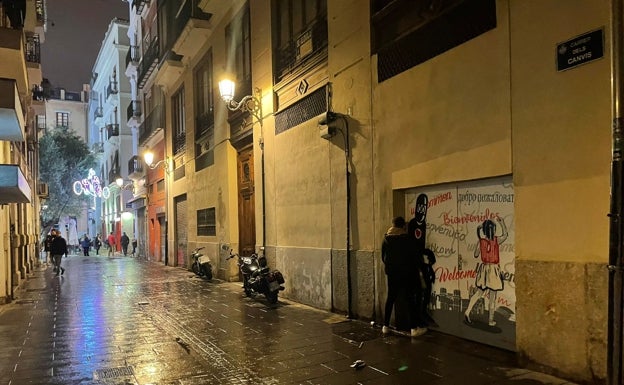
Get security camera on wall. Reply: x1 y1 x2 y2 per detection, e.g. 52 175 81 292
318 111 339 140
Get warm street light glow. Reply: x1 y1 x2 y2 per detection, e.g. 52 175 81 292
217 78 262 128
218 79 235 102
116 176 124 187
143 151 155 166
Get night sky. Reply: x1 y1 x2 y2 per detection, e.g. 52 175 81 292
41 0 128 92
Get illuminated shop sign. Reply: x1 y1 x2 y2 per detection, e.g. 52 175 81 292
73 168 110 199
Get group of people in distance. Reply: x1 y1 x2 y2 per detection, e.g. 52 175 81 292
43 229 139 277
381 193 436 337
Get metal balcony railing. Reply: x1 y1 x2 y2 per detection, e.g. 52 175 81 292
131 0 146 15
173 131 186 155
106 81 118 99
160 0 210 57
125 45 140 68
25 34 40 63
32 85 44 101
195 110 214 140
128 155 143 176
275 15 328 82
138 37 159 89
127 100 142 121
35 0 45 23
138 107 165 146
107 124 119 140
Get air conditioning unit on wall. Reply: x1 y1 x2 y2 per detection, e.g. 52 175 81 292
37 183 49 198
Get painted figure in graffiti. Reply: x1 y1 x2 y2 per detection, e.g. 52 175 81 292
408 193 433 326
464 215 508 326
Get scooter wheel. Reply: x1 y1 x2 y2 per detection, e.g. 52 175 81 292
204 270 212 280
266 291 278 304
191 264 201 275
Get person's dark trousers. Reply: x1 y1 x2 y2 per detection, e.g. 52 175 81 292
95 247 100 255
83 247 89 256
122 246 128 256
384 274 407 327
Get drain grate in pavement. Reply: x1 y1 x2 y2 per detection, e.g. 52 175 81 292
15 299 36 304
93 366 134 380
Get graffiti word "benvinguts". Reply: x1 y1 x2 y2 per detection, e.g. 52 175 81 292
443 208 498 225
457 192 514 205
427 222 467 242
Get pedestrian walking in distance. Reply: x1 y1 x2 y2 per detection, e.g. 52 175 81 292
80 234 91 256
107 232 115 256
131 237 137 257
94 234 102 255
50 229 68 276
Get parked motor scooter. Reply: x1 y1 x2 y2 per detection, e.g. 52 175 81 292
190 247 212 280
227 249 285 304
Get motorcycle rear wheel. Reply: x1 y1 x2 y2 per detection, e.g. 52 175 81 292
203 267 213 280
265 291 278 304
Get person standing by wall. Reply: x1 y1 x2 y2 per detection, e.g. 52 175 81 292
131 237 137 257
43 230 54 269
381 216 426 337
50 229 68 276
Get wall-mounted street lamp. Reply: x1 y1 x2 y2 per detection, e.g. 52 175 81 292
115 176 134 191
143 151 171 173
218 78 263 127
217 78 266 253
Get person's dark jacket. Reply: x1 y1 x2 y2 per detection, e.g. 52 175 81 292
50 235 68 256
381 227 418 276
80 237 91 248
44 234 53 252
121 234 130 247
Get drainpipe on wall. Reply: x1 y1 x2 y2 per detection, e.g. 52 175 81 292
608 0 624 383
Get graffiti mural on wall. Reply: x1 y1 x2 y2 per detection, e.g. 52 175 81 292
405 176 515 350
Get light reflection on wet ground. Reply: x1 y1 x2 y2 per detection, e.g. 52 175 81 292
0 255 577 385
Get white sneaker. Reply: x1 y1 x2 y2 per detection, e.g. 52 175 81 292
382 326 390 334
410 327 427 337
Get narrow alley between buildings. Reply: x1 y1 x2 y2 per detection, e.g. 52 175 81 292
0 255 575 385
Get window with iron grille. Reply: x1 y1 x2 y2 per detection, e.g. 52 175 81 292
197 207 216 236
273 0 327 83
226 4 251 100
194 49 215 172
172 86 186 155
55 112 69 128
372 0 496 82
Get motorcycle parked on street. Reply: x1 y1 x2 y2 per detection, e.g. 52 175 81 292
190 247 212 280
227 248 285 304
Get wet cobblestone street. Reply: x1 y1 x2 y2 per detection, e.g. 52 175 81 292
0 254 577 385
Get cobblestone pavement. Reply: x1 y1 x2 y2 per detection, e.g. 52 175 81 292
0 254 578 385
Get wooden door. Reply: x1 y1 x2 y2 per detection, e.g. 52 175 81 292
237 147 256 257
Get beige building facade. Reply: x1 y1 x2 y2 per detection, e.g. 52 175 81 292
0 0 48 302
123 0 613 382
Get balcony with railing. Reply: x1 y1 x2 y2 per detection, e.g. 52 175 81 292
0 27 28 97
127 100 142 127
169 0 212 60
131 0 147 15
106 81 118 101
128 155 145 180
125 45 140 78
173 131 186 155
275 15 328 83
106 124 119 140
195 109 214 141
138 106 165 146
0 79 25 141
137 37 159 89
25 34 41 63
